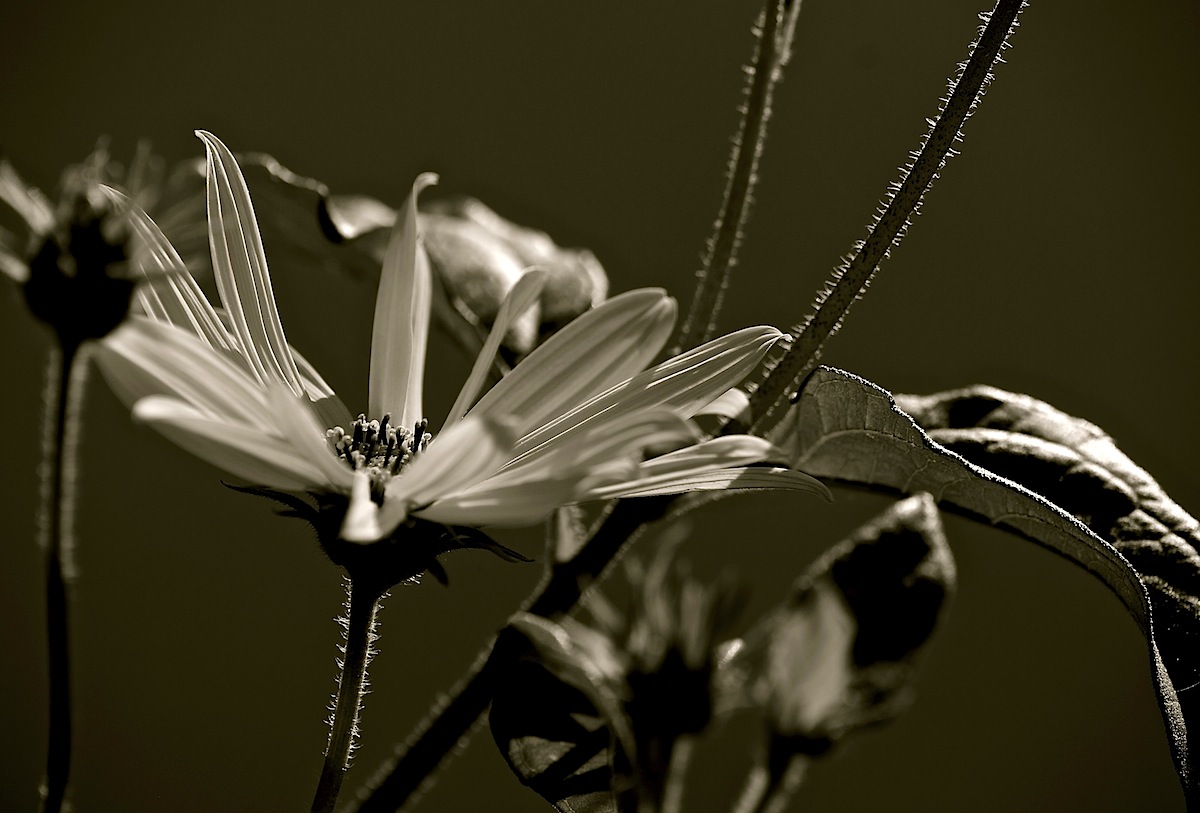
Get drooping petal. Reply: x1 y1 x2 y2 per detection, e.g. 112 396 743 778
263 385 354 490
369 173 438 428
466 288 677 436
196 130 303 395
445 268 547 426
132 395 329 491
511 326 783 467
96 317 269 427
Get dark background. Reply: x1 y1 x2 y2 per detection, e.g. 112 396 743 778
2 0 1197 810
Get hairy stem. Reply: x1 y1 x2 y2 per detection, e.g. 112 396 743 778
746 0 1028 434
312 579 383 813
351 498 672 812
675 0 803 353
38 341 86 813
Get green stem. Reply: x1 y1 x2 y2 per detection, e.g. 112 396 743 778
39 340 85 813
351 498 673 812
675 0 802 354
746 0 1028 435
311 579 384 813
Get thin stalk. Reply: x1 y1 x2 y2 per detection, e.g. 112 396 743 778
658 736 695 813
675 0 803 354
730 756 809 813
351 497 672 812
38 340 85 813
745 0 1028 435
312 579 384 813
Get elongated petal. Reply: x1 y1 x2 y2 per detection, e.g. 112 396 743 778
96 317 269 427
696 387 751 423
445 268 547 426
369 173 438 428
0 243 27 282
585 466 833 501
133 395 328 491
484 408 697 490
197 130 303 395
290 345 353 428
467 289 677 436
264 386 354 490
511 326 783 466
415 476 585 528
99 186 235 353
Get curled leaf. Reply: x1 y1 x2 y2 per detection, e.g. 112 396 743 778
777 367 1199 803
726 494 954 757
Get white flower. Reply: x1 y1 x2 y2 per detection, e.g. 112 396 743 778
95 131 828 544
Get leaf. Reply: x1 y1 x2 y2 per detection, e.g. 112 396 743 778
724 494 954 758
778 366 1197 802
490 614 636 813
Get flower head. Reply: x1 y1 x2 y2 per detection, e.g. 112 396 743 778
95 132 828 557
1 147 140 344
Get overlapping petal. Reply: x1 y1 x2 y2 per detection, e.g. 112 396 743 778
467 288 678 437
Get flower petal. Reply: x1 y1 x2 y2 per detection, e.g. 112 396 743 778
466 288 677 436
483 408 698 490
445 267 547 426
369 173 438 429
0 241 28 283
263 385 354 491
585 466 833 501
99 186 235 354
0 159 54 234
511 326 783 466
196 130 304 395
96 317 269 427
132 395 328 491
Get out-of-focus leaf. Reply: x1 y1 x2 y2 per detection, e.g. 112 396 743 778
724 494 953 758
323 190 609 359
490 613 635 813
776 367 1198 803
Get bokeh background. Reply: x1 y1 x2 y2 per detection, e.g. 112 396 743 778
2 0 1197 810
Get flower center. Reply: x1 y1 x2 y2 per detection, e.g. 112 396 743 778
326 413 431 499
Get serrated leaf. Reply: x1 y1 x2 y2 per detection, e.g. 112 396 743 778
778 366 1197 802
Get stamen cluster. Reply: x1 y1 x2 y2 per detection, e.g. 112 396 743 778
326 414 430 498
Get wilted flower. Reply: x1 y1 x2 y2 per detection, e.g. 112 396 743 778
93 131 827 579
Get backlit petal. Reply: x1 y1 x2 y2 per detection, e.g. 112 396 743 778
197 130 303 395
511 326 783 466
96 318 269 427
340 470 387 543
466 288 677 436
263 385 354 490
369 173 438 428
584 466 833 501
